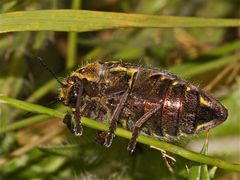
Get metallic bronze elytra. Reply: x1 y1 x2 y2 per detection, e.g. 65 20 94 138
59 61 228 152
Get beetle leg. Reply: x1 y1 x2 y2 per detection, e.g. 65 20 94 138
63 112 74 133
81 101 95 117
127 106 161 152
104 88 130 147
96 131 108 144
63 101 91 134
104 71 139 147
63 99 95 136
94 107 106 144
73 79 84 136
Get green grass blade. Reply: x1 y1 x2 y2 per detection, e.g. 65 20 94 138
170 54 238 77
0 95 240 172
188 136 211 180
0 10 240 34
0 96 63 118
208 40 240 56
0 115 50 134
66 0 82 70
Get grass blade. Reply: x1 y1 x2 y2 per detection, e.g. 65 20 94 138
0 95 240 172
0 10 240 34
66 0 82 70
170 55 239 77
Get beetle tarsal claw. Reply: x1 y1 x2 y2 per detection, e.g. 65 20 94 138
104 132 115 147
74 123 83 136
127 140 137 153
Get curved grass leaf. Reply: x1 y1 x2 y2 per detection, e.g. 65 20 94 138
0 10 240 34
169 55 239 77
0 114 50 134
0 95 240 172
188 136 211 180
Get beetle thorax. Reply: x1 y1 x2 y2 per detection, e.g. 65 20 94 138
71 62 103 82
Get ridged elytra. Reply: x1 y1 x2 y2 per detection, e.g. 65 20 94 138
59 61 228 152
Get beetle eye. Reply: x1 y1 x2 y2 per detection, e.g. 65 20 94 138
68 86 78 107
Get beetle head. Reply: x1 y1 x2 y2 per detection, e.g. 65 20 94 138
59 76 81 107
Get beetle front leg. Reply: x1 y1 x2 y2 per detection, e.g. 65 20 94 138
63 109 82 135
96 131 108 145
73 79 84 136
95 107 108 144
63 112 74 133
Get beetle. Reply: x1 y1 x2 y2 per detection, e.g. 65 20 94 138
59 61 228 152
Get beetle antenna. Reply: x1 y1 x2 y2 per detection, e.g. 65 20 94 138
36 57 66 86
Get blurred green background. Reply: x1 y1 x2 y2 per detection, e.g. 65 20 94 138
0 0 239 179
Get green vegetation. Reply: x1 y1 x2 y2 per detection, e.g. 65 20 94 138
0 0 239 179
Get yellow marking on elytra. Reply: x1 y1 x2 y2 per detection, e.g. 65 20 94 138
178 130 186 136
71 71 98 82
196 123 207 132
106 61 119 64
109 66 138 86
196 120 217 133
127 68 138 86
71 62 102 82
200 96 210 106
127 68 138 75
121 119 127 129
196 124 203 131
172 81 178 86
160 76 166 80
59 90 64 100
109 67 127 72
186 87 191 91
